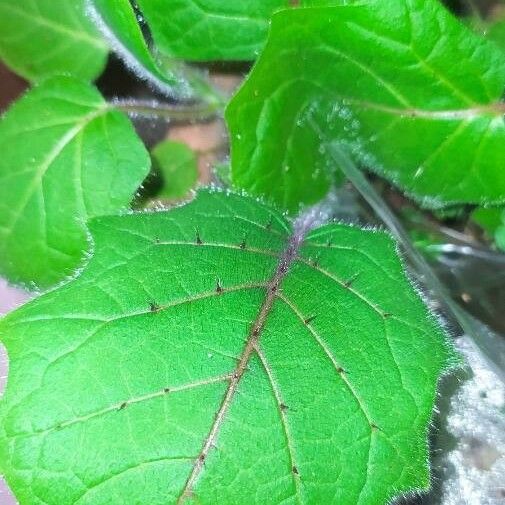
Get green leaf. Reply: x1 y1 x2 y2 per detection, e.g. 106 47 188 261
227 0 505 212
133 0 356 61
487 19 505 55
0 76 150 289
495 224 505 251
0 0 108 82
302 0 356 4
471 206 505 251
90 0 191 97
135 0 290 61
0 190 455 504
471 207 504 235
152 140 199 199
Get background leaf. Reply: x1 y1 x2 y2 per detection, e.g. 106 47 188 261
135 0 290 61
487 18 505 54
0 0 108 82
152 140 199 199
227 0 505 212
134 0 358 61
472 206 505 251
0 190 455 504
0 76 150 289
90 0 192 97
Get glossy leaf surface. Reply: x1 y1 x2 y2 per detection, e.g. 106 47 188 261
0 191 455 504
0 77 150 288
227 0 505 211
0 0 108 82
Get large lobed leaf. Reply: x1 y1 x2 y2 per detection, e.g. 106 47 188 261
0 0 108 82
227 0 505 211
0 76 150 288
0 190 455 504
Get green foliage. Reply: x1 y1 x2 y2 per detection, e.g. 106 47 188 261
496 225 505 250
133 0 360 62
90 0 190 96
472 206 505 251
135 0 290 61
0 190 455 504
152 140 199 199
486 18 505 54
0 77 150 288
0 0 108 82
227 0 505 212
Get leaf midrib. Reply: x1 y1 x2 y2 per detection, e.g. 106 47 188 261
3 224 412 503
1 106 111 241
175 221 388 503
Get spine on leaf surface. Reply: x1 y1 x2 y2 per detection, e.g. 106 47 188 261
0 190 457 504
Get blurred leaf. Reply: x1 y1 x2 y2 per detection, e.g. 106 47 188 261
152 140 198 199
227 0 505 212
495 224 505 251
0 0 108 81
0 77 150 288
472 206 505 251
472 207 504 235
213 161 232 186
487 19 505 54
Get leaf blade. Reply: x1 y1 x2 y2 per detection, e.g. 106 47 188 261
0 0 108 81
0 191 455 504
90 0 192 97
135 0 291 62
152 141 199 199
227 0 505 211
0 76 151 288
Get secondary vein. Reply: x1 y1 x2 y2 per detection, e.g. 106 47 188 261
176 207 324 504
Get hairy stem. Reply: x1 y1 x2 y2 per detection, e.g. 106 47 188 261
112 98 222 122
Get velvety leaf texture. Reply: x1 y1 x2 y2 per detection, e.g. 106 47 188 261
135 0 290 61
90 0 191 97
0 0 108 82
227 0 505 212
0 191 455 504
0 77 150 288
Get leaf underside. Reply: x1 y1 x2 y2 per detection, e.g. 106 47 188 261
227 0 505 212
0 0 108 82
0 191 455 504
0 76 150 288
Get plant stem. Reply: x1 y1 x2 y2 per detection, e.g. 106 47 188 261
112 98 222 123
315 132 505 383
182 66 229 110
156 53 228 110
